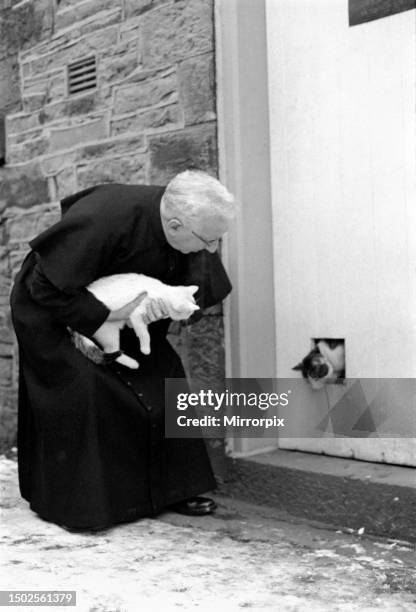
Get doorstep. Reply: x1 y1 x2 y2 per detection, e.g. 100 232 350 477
217 449 416 541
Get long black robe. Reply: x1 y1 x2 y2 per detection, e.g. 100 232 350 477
10 183 231 530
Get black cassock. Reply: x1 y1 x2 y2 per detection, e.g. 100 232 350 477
10 183 231 529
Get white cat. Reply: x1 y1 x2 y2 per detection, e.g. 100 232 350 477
72 274 199 369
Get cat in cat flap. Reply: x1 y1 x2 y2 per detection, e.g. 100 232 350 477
293 339 345 390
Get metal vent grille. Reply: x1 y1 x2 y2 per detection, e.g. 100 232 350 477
67 56 97 95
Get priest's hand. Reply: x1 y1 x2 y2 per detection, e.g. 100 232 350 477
106 292 148 322
142 297 170 325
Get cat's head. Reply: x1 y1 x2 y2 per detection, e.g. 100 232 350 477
292 346 334 390
168 285 200 320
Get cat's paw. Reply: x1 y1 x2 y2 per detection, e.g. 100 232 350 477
116 354 140 369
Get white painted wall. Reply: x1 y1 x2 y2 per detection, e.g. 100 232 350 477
266 0 416 464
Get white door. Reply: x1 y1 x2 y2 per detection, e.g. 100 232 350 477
266 0 416 465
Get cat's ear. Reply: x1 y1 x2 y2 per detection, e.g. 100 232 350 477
292 362 304 372
187 285 199 296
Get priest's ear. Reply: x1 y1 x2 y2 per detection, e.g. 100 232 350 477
166 218 183 234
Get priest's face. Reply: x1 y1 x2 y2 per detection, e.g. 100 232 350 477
164 212 229 254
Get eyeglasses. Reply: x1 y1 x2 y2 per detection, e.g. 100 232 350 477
191 230 219 248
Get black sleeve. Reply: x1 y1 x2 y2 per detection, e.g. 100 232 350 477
181 250 232 324
27 187 124 335
29 259 110 336
184 250 232 310
29 188 123 293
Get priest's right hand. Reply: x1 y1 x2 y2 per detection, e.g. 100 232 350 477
142 297 170 325
106 292 148 322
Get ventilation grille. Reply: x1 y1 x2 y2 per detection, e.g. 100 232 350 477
67 56 97 95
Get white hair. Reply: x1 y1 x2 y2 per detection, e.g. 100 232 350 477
161 170 236 222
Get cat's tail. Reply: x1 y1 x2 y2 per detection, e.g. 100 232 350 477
69 330 139 368
70 330 104 364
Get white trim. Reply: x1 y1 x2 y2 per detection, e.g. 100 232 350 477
215 0 278 457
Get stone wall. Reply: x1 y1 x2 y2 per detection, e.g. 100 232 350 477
0 0 225 452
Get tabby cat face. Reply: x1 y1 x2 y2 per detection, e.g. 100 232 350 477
293 347 334 390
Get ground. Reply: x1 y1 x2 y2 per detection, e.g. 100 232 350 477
1 454 415 612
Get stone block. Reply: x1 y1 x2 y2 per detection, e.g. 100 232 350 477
46 71 67 102
125 0 170 18
19 29 73 63
0 247 10 270
167 315 225 391
0 400 18 454
38 100 72 125
16 0 54 51
6 208 59 244
0 276 11 298
77 154 146 188
54 166 77 199
22 93 47 113
0 0 53 56
21 62 31 78
79 135 145 160
8 248 30 279
22 74 48 97
58 0 87 9
49 117 108 152
0 249 11 296
141 0 213 69
119 16 141 42
178 53 216 125
0 163 49 211
113 70 178 115
0 339 13 357
55 0 119 31
40 151 77 175
0 308 14 337
38 135 145 173
7 137 49 164
77 8 123 38
188 316 225 388
7 129 43 146
111 104 183 136
98 39 140 85
65 95 97 117
11 342 19 389
148 123 217 184
0 55 21 114
0 356 13 386
26 26 118 76
37 95 108 127
6 112 40 135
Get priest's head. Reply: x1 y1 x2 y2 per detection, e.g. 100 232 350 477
160 170 236 254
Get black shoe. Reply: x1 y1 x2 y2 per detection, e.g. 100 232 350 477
60 523 110 533
169 496 217 516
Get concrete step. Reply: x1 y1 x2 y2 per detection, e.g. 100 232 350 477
217 449 416 542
